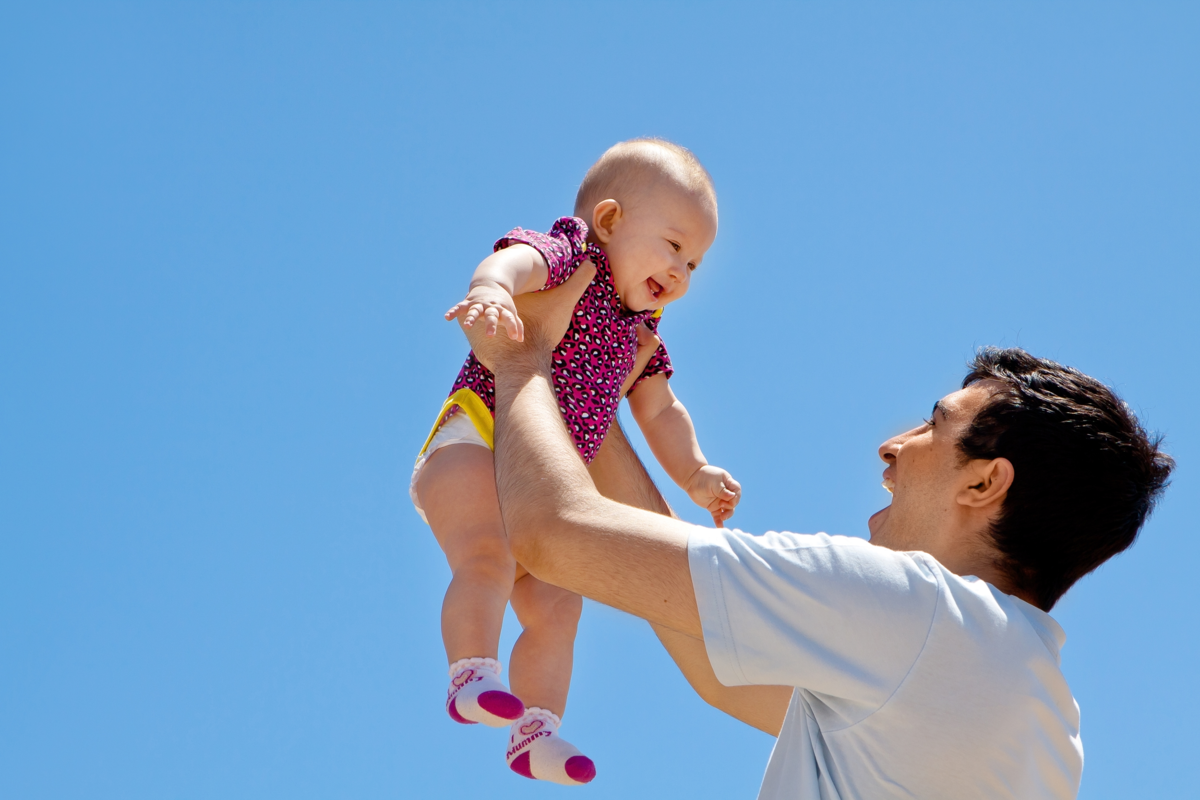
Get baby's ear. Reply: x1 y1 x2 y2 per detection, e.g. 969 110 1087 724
591 199 622 243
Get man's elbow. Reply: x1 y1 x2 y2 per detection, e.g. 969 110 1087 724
501 490 600 575
499 490 568 567
501 499 553 570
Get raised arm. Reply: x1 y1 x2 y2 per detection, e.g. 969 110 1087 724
460 265 703 636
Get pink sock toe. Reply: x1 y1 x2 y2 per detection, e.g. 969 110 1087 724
506 708 594 786
565 755 596 783
478 690 524 721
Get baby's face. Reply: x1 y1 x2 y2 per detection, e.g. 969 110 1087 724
599 184 717 313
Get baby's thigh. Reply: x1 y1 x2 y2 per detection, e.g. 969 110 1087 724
417 443 513 574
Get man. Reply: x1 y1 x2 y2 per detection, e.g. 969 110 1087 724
461 266 1173 799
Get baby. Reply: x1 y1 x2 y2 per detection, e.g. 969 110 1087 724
412 138 741 785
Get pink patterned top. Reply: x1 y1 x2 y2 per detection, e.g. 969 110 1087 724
448 217 672 463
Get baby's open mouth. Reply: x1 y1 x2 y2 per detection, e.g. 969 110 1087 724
647 277 663 300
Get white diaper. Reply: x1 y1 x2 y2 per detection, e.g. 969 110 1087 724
410 410 492 524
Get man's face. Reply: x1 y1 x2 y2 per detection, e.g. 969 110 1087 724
868 380 1005 554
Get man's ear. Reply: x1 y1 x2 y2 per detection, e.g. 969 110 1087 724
957 457 1014 509
590 199 622 243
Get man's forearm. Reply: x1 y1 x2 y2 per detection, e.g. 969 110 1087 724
650 624 791 736
491 354 703 637
586 419 674 517
588 421 793 735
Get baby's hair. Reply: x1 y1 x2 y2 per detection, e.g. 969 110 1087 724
574 138 716 218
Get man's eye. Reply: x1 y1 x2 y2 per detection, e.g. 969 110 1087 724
923 417 935 427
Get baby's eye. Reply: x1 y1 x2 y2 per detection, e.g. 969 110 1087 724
687 262 697 272
668 241 681 252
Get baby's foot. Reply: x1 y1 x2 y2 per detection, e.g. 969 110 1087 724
506 708 596 786
446 657 524 727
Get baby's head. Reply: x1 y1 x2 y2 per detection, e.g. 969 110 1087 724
575 139 718 313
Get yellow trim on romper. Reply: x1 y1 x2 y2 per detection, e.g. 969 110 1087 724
421 310 660 457
418 388 495 456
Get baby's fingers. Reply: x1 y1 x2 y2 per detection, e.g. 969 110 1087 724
501 308 525 341
446 300 480 322
459 302 487 328
707 494 734 518
709 504 735 528
482 305 503 337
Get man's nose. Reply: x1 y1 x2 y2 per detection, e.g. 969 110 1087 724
878 433 904 464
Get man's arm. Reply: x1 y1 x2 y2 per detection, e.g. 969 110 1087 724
650 625 791 736
588 421 791 736
460 265 703 636
495 357 703 636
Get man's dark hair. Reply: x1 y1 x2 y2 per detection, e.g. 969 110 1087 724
958 347 1173 611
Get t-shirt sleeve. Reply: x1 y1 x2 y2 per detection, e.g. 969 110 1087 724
688 528 941 710
627 311 674 393
494 216 590 291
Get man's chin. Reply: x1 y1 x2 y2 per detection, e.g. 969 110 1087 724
867 504 891 541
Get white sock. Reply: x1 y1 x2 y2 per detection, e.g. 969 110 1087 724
506 707 596 786
445 657 524 727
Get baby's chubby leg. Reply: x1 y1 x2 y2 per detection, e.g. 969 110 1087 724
508 575 581 715
506 576 594 785
416 442 523 726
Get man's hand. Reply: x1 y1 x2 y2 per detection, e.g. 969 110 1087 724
461 261 596 372
685 465 742 527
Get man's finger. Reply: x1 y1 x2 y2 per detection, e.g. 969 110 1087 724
512 260 597 350
460 262 596 371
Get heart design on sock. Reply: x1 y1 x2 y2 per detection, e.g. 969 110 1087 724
519 719 544 735
451 669 476 687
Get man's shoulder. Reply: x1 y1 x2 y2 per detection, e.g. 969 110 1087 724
699 528 944 585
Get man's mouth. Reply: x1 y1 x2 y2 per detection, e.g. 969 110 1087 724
882 477 895 494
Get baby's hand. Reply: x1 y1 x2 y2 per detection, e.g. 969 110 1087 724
445 283 524 341
685 465 742 528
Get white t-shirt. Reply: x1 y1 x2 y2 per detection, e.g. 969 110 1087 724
688 529 1083 800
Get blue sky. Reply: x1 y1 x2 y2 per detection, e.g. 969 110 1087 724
2 3 1197 798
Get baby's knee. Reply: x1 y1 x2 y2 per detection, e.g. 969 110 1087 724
454 541 516 585
513 580 582 630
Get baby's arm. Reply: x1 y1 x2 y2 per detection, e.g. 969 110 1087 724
627 373 741 526
444 244 549 341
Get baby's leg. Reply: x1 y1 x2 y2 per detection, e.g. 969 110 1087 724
416 442 523 726
508 575 581 715
505 576 594 785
